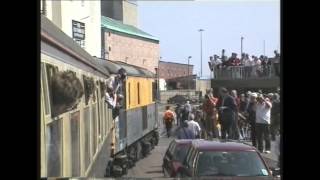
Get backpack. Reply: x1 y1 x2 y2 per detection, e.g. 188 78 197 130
164 111 174 123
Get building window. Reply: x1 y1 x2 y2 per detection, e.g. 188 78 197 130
109 46 111 51
108 32 111 36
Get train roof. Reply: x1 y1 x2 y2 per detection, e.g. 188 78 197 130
41 15 110 76
94 58 155 78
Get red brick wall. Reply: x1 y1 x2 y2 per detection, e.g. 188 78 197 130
159 61 193 79
105 31 160 73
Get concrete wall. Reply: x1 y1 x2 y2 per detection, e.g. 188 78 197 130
159 61 193 79
101 0 123 22
44 0 101 57
196 79 211 97
104 31 160 73
101 0 138 27
123 0 138 27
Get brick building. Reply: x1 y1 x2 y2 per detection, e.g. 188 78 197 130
101 16 160 73
159 61 193 79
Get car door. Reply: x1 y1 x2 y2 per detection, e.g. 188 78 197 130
182 147 197 177
163 141 176 175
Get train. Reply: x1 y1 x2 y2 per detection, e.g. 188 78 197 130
41 15 159 178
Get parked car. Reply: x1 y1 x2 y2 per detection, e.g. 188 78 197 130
162 139 193 177
167 95 188 104
167 95 199 104
177 140 279 179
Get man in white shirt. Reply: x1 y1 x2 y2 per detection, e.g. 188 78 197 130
187 113 201 139
244 54 252 79
255 94 272 153
211 55 222 78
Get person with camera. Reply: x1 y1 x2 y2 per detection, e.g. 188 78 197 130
255 94 272 153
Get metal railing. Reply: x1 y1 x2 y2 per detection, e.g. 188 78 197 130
212 64 279 80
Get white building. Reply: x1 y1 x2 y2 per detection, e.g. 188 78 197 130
159 79 167 91
41 0 101 58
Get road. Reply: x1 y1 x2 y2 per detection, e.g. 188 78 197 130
125 137 173 178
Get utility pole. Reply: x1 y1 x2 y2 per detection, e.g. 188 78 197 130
241 36 244 55
187 56 192 90
199 29 204 77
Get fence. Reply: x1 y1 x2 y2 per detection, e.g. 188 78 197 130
213 64 279 80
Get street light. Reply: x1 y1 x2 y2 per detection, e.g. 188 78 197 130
188 56 192 89
198 29 204 77
241 36 244 55
158 56 162 101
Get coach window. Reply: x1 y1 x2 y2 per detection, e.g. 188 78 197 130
71 111 80 176
92 104 97 155
45 64 58 115
83 75 94 105
41 63 50 115
46 119 62 177
83 107 91 170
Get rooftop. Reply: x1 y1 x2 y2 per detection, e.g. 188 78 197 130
160 61 194 66
101 16 159 42
192 140 256 152
174 139 193 145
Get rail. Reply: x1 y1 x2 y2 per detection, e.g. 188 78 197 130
212 63 280 80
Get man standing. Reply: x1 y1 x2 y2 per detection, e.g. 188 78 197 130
175 104 182 126
270 93 280 141
218 87 237 140
255 94 272 153
183 101 192 121
176 121 195 139
246 93 257 147
203 89 219 138
163 106 175 138
273 50 280 77
187 114 201 139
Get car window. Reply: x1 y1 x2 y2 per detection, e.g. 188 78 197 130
187 148 197 168
184 146 192 165
169 143 176 155
167 141 175 155
196 151 269 177
173 145 190 162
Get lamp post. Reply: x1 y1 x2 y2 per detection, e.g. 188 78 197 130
241 36 244 56
188 56 192 90
199 29 204 77
158 56 161 101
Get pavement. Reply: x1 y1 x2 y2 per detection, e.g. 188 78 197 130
126 137 173 178
126 103 280 178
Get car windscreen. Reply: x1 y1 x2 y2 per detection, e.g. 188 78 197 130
173 145 190 162
196 151 269 177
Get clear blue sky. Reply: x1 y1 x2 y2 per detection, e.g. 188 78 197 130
137 0 280 77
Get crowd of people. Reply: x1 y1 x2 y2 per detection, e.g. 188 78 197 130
163 87 281 155
209 49 281 79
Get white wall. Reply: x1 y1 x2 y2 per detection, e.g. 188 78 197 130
43 0 101 58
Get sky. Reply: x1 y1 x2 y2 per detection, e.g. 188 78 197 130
137 0 280 77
